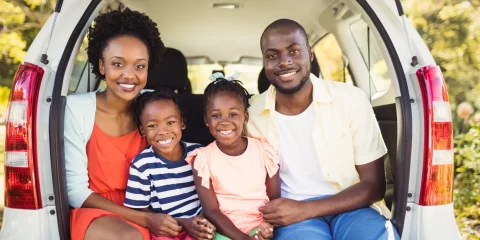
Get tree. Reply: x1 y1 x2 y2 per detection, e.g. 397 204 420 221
0 0 55 87
404 0 480 107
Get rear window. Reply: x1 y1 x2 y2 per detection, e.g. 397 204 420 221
313 34 353 85
187 64 262 94
349 19 391 93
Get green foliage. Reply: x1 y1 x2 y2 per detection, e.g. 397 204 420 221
453 125 480 238
0 0 55 88
404 0 480 107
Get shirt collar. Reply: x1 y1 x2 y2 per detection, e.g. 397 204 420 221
262 73 333 114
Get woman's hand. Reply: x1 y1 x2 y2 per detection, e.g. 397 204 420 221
147 213 182 238
178 216 216 240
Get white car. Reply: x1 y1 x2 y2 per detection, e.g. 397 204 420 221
0 0 461 239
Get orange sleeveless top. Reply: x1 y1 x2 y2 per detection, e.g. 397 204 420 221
70 124 149 240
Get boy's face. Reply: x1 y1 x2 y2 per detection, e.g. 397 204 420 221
139 100 185 160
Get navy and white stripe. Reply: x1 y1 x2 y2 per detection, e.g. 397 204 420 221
125 142 203 218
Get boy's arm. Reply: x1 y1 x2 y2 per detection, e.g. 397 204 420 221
123 162 182 237
193 168 252 240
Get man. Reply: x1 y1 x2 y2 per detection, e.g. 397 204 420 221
247 19 400 239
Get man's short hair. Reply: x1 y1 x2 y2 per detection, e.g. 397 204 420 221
260 19 309 49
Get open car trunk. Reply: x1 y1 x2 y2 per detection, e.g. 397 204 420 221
49 0 414 239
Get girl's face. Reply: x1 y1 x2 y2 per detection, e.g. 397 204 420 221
139 100 186 160
205 91 249 150
99 35 149 102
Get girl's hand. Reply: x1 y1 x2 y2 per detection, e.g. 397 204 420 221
182 216 216 240
254 222 274 240
147 213 182 237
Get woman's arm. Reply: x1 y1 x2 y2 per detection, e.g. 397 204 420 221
266 172 280 200
193 168 252 240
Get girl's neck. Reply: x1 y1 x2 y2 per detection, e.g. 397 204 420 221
216 136 248 156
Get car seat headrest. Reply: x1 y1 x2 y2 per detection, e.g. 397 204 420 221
146 48 191 93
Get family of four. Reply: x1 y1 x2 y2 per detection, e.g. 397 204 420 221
65 8 400 240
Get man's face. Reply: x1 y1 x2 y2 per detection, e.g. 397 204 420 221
261 27 313 94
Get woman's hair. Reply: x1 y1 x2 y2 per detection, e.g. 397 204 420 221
133 88 187 131
203 77 251 113
87 8 165 80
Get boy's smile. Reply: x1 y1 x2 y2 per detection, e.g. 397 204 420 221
140 99 185 161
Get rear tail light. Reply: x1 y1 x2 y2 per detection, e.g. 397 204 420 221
4 62 44 209
416 65 454 205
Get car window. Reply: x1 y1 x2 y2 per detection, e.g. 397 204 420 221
313 34 353 85
68 36 89 94
350 19 391 93
188 64 262 94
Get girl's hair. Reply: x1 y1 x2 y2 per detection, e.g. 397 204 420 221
203 78 251 113
87 8 165 80
133 88 187 131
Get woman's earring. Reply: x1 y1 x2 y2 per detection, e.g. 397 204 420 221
206 124 209 127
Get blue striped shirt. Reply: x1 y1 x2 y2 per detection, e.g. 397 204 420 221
124 142 202 218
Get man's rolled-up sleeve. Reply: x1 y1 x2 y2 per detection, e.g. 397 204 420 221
349 88 388 165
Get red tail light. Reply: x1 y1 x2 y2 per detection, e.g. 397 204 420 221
416 65 454 205
4 62 44 209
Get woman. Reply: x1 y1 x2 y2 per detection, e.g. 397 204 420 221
64 8 168 240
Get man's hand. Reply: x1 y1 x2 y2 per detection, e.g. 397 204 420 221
259 198 307 227
179 216 216 240
147 213 182 237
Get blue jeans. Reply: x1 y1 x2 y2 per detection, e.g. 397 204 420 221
274 197 400 240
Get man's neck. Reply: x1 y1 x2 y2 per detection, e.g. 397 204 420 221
275 80 313 116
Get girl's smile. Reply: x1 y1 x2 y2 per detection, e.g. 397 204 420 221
205 91 249 156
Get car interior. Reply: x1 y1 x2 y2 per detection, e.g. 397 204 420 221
68 0 399 211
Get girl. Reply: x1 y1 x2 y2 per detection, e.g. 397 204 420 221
186 73 280 240
125 88 216 240
65 8 165 240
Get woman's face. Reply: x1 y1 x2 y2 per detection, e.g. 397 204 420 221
99 35 149 101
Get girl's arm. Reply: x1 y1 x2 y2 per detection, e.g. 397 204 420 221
266 172 280 200
193 168 252 240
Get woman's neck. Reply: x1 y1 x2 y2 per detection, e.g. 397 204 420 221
98 90 132 116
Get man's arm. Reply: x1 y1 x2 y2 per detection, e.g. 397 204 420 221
260 157 386 227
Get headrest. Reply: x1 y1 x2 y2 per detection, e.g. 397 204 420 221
146 48 191 93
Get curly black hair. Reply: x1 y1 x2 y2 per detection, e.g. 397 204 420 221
87 8 165 80
203 78 251 114
133 88 187 131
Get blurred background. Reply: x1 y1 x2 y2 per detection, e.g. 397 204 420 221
0 0 479 238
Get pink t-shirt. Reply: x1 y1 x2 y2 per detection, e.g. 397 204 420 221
186 137 279 233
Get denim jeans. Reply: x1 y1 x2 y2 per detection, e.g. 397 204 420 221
273 197 400 240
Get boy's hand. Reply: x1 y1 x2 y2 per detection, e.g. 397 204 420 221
179 216 216 240
147 213 182 237
254 222 274 240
